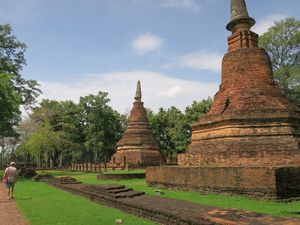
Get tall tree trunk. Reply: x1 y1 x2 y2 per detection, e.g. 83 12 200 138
59 151 63 167
45 153 48 168
0 138 4 169
66 150 69 169
38 153 41 168
50 154 53 168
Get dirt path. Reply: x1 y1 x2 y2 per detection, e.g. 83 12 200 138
0 183 29 225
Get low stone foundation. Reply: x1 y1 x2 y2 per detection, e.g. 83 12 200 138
146 166 300 200
97 173 145 180
112 149 161 167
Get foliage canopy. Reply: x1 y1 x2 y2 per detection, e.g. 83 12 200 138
259 17 300 107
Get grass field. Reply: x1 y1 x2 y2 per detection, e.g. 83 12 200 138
40 170 300 219
13 178 157 225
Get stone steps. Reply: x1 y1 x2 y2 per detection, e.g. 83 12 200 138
114 190 144 199
83 184 144 199
107 188 133 194
92 184 126 190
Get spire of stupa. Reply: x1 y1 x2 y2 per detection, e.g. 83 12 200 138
226 0 256 32
134 80 142 102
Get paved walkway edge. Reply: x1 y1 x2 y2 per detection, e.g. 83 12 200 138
0 183 29 225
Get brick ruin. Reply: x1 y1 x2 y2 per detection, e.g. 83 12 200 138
147 0 300 199
111 81 161 168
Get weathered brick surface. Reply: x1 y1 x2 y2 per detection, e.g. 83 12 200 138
112 83 161 167
211 47 297 114
227 30 258 52
146 166 300 199
113 149 161 167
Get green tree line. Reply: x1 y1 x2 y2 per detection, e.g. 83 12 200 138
14 97 212 167
16 93 125 168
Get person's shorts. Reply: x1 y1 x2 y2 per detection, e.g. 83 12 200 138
6 181 15 188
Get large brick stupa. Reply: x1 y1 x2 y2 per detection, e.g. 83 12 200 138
112 81 161 168
147 0 300 199
178 0 300 167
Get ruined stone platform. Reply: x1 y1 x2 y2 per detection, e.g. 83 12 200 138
40 176 300 225
53 176 82 184
146 166 300 200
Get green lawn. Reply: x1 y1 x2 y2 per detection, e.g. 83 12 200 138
13 178 157 225
40 170 300 219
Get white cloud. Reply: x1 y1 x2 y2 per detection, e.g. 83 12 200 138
39 71 218 113
165 50 223 72
253 14 287 35
159 86 183 98
131 34 163 54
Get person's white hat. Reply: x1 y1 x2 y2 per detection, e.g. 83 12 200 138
10 162 16 166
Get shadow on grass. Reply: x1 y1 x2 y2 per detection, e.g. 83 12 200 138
15 197 33 201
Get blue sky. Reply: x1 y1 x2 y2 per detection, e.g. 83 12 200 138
1 0 299 114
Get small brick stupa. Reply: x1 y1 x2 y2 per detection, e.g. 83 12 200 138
112 81 161 168
147 0 300 199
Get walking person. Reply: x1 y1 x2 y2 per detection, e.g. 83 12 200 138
2 162 18 200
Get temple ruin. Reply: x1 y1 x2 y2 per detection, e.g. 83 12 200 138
111 81 161 168
147 0 300 199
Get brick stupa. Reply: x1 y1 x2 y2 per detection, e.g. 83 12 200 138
147 0 300 199
112 81 161 168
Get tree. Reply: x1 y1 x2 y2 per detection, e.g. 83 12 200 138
0 136 19 168
29 99 82 167
0 24 41 108
79 92 124 164
148 107 189 162
259 17 300 107
184 98 213 142
185 98 212 124
24 123 61 168
0 72 22 138
148 99 212 163
15 117 37 167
